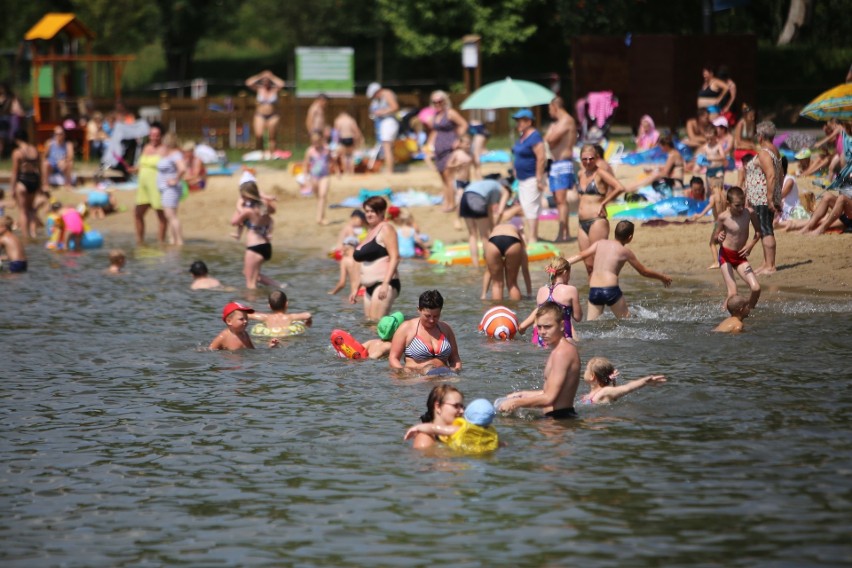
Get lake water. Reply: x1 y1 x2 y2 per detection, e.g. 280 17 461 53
2 237 851 566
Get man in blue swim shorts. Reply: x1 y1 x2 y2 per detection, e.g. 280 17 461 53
544 97 578 242
566 220 672 320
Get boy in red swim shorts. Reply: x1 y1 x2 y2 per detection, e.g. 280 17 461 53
711 186 761 310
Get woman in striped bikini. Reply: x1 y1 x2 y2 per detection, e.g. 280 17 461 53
389 290 462 374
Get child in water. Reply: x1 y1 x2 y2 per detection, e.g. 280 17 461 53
0 216 27 273
711 186 761 309
106 249 126 274
393 208 429 259
189 260 223 290
580 357 666 404
360 311 404 359
404 398 499 453
249 290 312 331
209 302 279 350
713 294 750 333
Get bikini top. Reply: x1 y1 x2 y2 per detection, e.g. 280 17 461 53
578 176 604 196
404 321 452 363
257 92 278 105
18 148 40 174
244 218 271 238
698 84 721 98
353 225 388 262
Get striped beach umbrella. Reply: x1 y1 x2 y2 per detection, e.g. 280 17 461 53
800 83 852 121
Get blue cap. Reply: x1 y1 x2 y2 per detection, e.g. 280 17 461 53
511 109 535 120
464 398 495 427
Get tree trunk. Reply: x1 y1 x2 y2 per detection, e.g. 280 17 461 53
777 0 811 46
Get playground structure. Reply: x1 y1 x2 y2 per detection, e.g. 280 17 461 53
24 13 134 157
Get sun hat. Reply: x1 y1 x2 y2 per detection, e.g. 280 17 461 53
464 399 496 427
222 301 254 322
511 109 535 121
366 82 381 98
712 116 729 128
376 311 404 340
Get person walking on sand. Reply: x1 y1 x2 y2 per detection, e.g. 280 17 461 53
511 109 546 243
567 221 672 320
426 90 468 213
367 83 399 174
744 121 782 276
305 94 328 137
544 97 578 242
333 112 363 174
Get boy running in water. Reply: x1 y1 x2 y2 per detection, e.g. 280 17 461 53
567 221 672 320
711 186 761 309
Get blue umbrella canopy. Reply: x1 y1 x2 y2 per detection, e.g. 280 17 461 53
460 77 556 110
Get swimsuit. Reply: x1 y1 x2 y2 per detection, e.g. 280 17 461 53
17 149 41 193
247 242 272 261
488 235 522 257
532 284 574 346
579 217 606 235
364 278 401 297
718 246 747 268
6 260 27 273
545 407 577 419
308 147 331 178
432 112 457 173
353 226 389 262
243 218 271 239
580 394 597 405
698 84 721 99
256 93 278 119
339 137 354 147
588 286 623 306
404 321 452 364
577 177 605 196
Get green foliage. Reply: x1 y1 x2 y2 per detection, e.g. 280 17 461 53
377 0 540 58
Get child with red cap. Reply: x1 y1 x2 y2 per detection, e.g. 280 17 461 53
209 302 280 350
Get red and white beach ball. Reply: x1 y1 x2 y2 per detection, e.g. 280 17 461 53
479 306 519 341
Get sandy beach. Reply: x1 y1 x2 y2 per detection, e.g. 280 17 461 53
31 158 852 295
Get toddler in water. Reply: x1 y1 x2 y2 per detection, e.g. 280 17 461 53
360 311 404 359
404 398 499 453
106 249 126 274
209 302 279 350
713 294 750 333
393 208 429 259
580 357 666 404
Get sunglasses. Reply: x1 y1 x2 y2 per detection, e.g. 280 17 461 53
581 157 596 162
442 401 464 411
431 99 444 105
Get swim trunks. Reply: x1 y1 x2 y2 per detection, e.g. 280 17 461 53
364 278 401 297
7 260 27 273
718 246 747 268
548 160 576 192
455 179 470 191
589 286 623 306
247 242 272 261
339 137 354 147
841 213 852 232
753 204 774 237
545 407 577 419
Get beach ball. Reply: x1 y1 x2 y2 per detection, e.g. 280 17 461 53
479 306 519 341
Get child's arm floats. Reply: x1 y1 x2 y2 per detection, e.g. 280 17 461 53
596 375 666 403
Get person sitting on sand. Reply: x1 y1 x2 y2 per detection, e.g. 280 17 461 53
567 221 672 320
189 260 223 290
579 357 666 404
623 134 684 196
712 186 761 309
210 302 279 350
713 295 750 333
249 290 312 329
684 108 711 149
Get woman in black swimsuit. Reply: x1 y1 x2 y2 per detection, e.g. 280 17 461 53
349 196 400 321
10 130 43 238
697 65 729 112
230 180 283 289
482 223 531 301
576 144 624 275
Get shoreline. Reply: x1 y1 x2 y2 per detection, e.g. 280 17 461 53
11 159 852 296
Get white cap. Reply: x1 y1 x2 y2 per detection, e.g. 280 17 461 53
239 170 256 185
712 116 729 128
366 82 381 98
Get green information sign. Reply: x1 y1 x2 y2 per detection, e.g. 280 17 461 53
295 47 354 98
